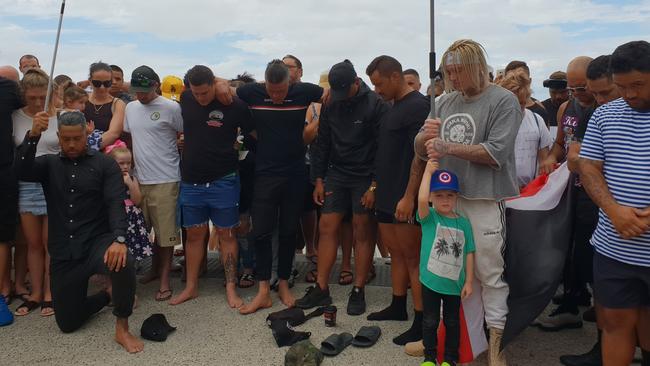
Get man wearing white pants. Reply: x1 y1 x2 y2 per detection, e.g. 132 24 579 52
415 39 521 366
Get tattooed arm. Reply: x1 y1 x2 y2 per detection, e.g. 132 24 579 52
579 158 649 239
426 138 497 166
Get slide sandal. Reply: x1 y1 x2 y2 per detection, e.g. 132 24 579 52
320 332 353 357
351 326 381 348
15 300 39 316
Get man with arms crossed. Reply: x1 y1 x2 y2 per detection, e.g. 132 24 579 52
579 40 650 366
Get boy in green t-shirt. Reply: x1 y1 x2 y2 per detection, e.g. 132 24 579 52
416 160 475 366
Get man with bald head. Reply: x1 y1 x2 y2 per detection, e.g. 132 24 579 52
0 65 23 326
536 56 597 333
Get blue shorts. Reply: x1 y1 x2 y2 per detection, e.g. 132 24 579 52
179 174 240 229
18 181 47 216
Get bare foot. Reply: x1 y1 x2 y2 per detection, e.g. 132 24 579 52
277 281 295 308
138 270 159 285
226 284 243 309
169 288 198 306
239 292 272 315
115 328 144 354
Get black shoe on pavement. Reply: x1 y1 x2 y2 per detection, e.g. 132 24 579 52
559 341 602 366
553 288 591 307
582 306 596 322
347 286 366 316
534 303 582 331
295 284 332 310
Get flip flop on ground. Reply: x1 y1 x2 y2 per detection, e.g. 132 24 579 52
40 301 55 317
352 326 382 348
338 270 353 286
238 273 255 288
305 269 318 283
156 289 173 302
15 300 40 316
320 333 353 357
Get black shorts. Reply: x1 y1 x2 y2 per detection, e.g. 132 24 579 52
374 210 419 226
321 177 371 215
0 165 18 243
593 252 650 309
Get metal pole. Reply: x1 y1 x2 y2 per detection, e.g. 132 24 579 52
44 0 66 112
428 0 436 118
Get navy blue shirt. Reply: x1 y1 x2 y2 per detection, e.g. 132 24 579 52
237 82 323 176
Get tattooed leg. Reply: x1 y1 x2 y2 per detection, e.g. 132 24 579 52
219 228 243 308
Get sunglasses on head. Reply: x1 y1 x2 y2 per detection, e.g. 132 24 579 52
568 86 588 93
91 79 112 88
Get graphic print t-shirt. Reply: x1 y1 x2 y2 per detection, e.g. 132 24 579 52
417 208 475 296
237 82 323 177
180 90 253 183
436 85 522 200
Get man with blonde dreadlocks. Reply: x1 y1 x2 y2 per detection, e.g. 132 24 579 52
415 39 522 366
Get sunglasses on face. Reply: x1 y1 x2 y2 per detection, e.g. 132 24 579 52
568 86 588 93
91 79 113 88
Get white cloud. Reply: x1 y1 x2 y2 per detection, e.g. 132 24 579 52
0 0 649 98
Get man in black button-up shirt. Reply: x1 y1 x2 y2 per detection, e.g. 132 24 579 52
15 111 143 353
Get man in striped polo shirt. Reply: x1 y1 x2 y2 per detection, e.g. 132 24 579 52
579 40 650 366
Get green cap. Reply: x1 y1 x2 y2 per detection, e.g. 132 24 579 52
284 340 323 366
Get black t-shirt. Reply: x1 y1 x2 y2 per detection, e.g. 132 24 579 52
575 108 595 142
542 98 560 127
237 82 323 176
0 78 23 167
180 90 252 183
375 91 429 214
527 100 549 126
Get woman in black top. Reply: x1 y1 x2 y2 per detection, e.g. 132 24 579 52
83 62 126 148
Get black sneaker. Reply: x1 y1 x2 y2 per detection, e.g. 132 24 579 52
533 304 582 331
347 286 366 316
288 269 299 289
559 341 602 366
295 285 332 309
553 288 591 307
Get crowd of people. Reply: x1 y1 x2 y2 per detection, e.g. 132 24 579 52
0 38 648 366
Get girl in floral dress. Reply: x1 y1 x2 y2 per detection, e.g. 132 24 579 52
107 144 153 261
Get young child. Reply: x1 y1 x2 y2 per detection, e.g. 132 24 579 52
61 81 102 151
417 160 475 366
107 146 153 262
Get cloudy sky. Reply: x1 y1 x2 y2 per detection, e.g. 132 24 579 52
1 0 649 98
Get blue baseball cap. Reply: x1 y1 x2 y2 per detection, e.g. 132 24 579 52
430 170 460 192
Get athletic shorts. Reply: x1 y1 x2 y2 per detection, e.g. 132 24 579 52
180 173 240 229
593 252 650 309
321 177 372 215
375 210 419 225
140 182 180 248
0 166 18 243
18 181 47 216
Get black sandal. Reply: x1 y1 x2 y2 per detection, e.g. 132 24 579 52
238 273 255 288
40 301 55 317
305 269 317 283
338 270 354 286
15 300 39 316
